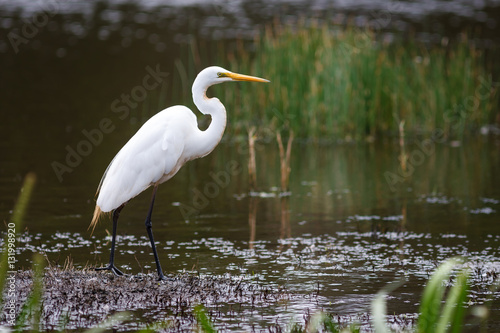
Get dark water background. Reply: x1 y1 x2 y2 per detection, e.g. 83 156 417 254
1 0 500 331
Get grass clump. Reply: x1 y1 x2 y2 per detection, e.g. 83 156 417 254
216 22 499 141
372 257 490 333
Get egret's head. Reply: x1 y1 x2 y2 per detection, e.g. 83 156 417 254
198 66 270 86
192 66 269 115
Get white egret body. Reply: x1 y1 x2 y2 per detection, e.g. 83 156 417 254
91 66 269 280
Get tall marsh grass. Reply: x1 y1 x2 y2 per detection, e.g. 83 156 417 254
209 22 499 141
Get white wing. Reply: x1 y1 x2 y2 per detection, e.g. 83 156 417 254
96 106 197 212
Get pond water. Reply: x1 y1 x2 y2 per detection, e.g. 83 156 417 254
1 0 500 331
3 140 500 330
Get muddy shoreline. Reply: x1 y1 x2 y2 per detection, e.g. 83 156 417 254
2 268 291 331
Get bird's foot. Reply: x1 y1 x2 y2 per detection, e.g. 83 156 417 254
158 273 174 282
95 264 124 276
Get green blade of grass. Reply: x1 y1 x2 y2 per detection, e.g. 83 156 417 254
0 172 36 306
9 172 36 228
306 312 359 333
436 268 470 333
14 253 44 332
137 319 172 333
371 279 406 333
417 257 460 333
194 304 216 333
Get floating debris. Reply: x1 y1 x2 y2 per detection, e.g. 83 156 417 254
470 207 496 215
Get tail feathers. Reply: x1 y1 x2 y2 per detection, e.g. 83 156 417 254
89 205 110 235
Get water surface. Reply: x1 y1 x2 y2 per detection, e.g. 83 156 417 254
4 140 500 330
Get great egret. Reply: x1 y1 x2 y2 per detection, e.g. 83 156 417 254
90 66 269 281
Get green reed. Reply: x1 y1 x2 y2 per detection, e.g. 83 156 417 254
372 257 484 333
212 22 498 141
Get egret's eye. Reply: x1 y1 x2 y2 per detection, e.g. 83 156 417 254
217 72 228 78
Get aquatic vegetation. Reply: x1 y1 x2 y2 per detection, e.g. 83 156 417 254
372 257 491 333
208 22 499 141
193 304 216 333
276 130 294 193
247 126 258 190
417 258 469 332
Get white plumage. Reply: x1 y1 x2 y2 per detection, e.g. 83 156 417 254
96 106 192 212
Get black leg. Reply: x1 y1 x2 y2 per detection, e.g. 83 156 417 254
96 204 125 276
145 186 168 281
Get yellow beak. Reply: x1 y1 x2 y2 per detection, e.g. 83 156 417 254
226 72 270 83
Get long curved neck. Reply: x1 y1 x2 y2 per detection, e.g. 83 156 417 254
191 79 227 158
